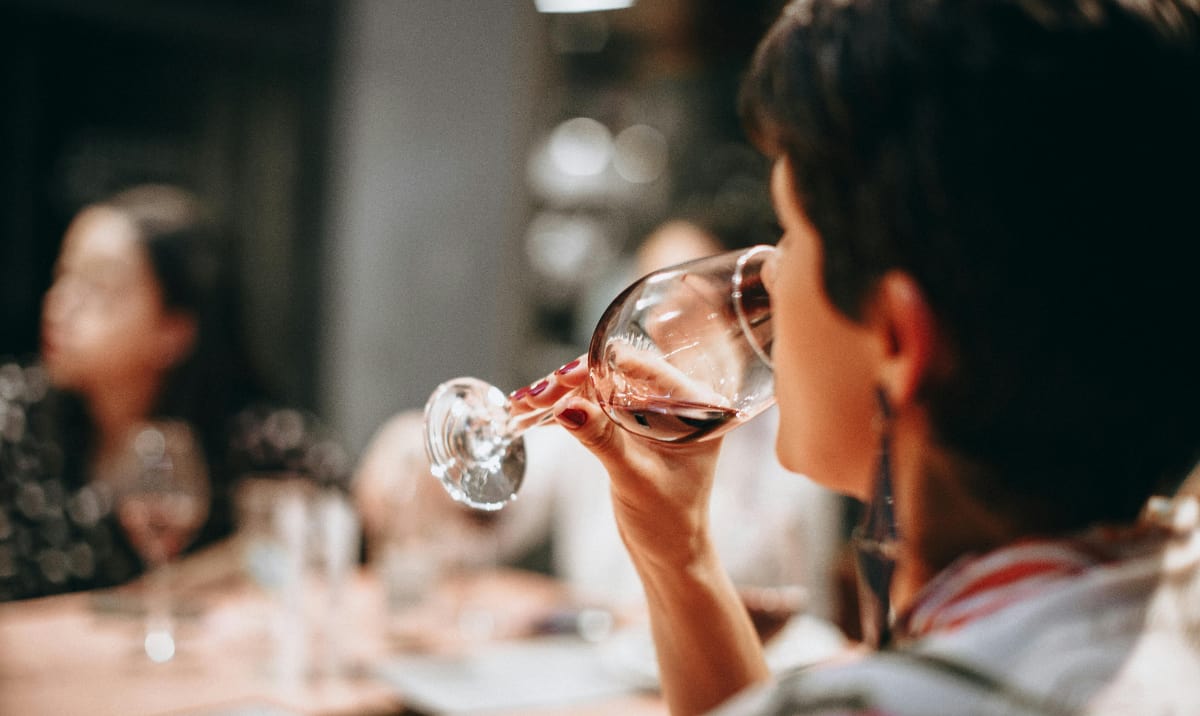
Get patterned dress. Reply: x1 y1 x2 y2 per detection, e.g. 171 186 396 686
0 359 348 601
0 361 144 600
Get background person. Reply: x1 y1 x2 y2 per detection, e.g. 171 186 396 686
0 185 276 600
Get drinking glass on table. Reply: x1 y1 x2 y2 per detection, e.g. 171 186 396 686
424 244 776 510
112 420 210 663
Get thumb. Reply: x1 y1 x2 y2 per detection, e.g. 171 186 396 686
552 396 621 455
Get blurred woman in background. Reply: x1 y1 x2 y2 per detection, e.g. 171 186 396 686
0 184 270 600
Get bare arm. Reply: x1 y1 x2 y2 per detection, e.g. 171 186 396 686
513 357 770 714
635 537 771 715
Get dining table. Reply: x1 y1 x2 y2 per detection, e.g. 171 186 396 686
0 565 672 716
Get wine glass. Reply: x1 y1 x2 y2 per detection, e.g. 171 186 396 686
424 244 775 510
112 420 211 663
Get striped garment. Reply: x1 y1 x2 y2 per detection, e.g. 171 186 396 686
716 495 1200 715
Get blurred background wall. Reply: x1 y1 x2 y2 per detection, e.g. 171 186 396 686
0 0 783 456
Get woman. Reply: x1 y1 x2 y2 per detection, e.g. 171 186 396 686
513 1 1200 713
0 184 268 601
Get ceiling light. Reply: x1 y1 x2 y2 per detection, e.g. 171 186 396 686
534 0 634 13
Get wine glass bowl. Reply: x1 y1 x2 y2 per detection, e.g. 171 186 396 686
424 245 776 510
587 244 774 443
116 422 209 566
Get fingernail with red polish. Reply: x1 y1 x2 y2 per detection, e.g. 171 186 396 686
510 385 530 400
556 359 581 375
558 408 587 429
528 380 549 397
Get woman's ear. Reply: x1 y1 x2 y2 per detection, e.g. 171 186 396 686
868 271 937 407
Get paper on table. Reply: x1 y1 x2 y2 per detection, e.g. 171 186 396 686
376 636 639 714
598 614 848 692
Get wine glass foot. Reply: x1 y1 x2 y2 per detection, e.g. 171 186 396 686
144 627 176 663
424 377 526 510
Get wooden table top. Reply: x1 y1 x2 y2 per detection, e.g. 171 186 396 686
0 568 667 716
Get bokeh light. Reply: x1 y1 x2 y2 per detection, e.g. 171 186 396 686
613 124 668 184
548 117 613 177
523 211 615 294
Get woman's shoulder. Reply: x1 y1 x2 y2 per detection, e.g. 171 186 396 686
1 358 54 481
717 515 1200 716
0 357 53 413
711 643 1081 716
0 358 144 600
0 358 80 468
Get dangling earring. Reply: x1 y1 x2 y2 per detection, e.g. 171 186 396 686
852 388 901 648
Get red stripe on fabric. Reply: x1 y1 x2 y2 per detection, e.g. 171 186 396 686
943 559 1082 607
936 585 1039 633
895 541 1108 638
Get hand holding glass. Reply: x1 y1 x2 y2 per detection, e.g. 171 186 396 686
424 245 776 510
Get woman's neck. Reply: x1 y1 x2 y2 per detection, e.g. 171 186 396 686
85 375 164 470
888 417 1023 614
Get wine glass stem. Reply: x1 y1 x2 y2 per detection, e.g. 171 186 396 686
144 562 175 659
504 384 584 437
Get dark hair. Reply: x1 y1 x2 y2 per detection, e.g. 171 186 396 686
93 185 269 542
96 185 266 424
740 0 1200 530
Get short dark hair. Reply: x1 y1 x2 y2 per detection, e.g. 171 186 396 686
740 0 1200 529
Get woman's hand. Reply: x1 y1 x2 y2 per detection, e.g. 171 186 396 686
509 355 723 571
511 355 768 715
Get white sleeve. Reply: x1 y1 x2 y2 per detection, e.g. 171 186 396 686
708 407 844 621
487 425 563 565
